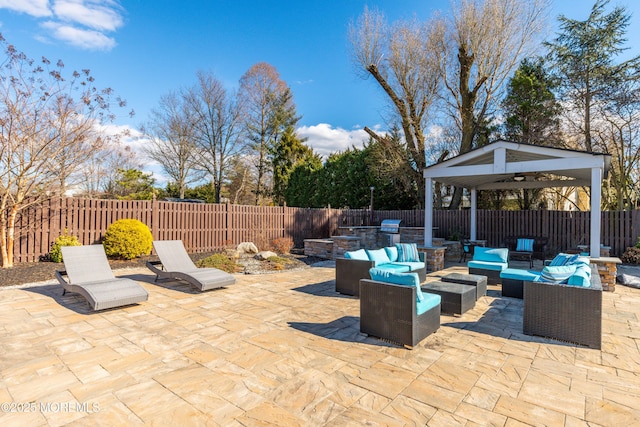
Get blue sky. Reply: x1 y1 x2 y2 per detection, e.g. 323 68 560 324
1 1 638 174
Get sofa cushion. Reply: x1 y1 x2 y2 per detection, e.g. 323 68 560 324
396 243 420 262
416 293 441 315
473 247 509 263
369 268 424 301
548 253 577 266
366 248 391 266
368 268 440 315
516 238 535 252
468 260 508 271
384 246 399 262
375 263 411 273
344 249 369 261
391 261 425 272
541 265 577 283
500 268 541 282
567 264 592 287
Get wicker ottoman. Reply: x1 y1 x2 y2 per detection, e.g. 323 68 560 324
421 281 476 315
441 272 487 300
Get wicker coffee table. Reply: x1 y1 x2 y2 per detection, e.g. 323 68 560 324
420 281 476 315
441 272 487 300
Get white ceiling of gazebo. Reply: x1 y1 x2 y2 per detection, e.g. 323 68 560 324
423 140 610 190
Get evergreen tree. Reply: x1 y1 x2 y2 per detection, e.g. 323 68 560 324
271 125 314 205
546 0 640 151
502 57 562 146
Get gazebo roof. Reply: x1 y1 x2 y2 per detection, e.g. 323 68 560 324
423 140 611 190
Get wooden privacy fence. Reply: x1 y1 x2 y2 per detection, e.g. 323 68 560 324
9 197 640 263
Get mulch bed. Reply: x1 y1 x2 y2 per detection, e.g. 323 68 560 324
0 252 326 287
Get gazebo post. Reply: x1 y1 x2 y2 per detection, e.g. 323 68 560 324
590 167 602 258
470 188 477 241
424 177 433 247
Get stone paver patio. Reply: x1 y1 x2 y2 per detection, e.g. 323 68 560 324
0 262 639 426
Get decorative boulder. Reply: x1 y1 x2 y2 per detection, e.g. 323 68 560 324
255 251 277 260
237 242 259 254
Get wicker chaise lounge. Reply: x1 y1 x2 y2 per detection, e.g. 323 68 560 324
146 240 236 291
55 245 149 311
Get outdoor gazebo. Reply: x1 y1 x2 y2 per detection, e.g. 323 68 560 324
422 140 611 258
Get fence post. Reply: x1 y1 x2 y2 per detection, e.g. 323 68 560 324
151 197 159 239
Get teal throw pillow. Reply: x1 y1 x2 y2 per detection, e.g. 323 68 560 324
395 243 420 262
369 268 424 302
516 238 534 252
366 248 391 266
384 246 399 262
344 249 368 260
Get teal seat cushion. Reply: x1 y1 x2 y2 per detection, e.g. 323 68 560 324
541 265 577 283
473 247 509 263
468 260 508 271
369 268 434 314
366 248 391 266
384 246 399 262
416 292 441 315
567 264 592 287
376 263 411 273
500 268 541 281
344 249 369 260
391 261 425 271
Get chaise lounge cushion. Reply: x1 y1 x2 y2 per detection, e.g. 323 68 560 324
368 268 440 315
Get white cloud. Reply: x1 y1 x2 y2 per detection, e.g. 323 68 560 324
0 0 124 51
0 0 51 17
297 123 373 158
41 21 116 50
53 0 123 31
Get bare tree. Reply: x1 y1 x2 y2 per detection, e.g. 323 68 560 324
0 35 128 267
78 143 141 198
185 71 244 203
435 0 549 207
142 91 204 199
349 8 442 205
238 62 297 205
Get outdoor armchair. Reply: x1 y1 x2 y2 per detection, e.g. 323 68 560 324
55 245 149 311
146 240 236 291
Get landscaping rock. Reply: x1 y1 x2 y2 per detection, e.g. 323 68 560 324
255 251 277 260
237 242 259 254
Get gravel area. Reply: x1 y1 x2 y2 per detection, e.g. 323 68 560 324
0 251 328 287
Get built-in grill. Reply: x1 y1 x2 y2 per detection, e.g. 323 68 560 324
380 219 402 246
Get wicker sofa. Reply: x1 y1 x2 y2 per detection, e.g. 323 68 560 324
523 264 602 349
335 246 426 296
359 270 440 348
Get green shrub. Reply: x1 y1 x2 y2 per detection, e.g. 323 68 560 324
196 253 239 273
621 246 640 264
49 232 81 263
102 219 153 260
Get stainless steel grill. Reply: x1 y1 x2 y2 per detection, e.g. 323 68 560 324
380 219 402 233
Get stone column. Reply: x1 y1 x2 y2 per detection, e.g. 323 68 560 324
589 256 621 292
418 246 446 273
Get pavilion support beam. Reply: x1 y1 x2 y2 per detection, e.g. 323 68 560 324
424 177 433 247
470 189 477 241
590 167 602 258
